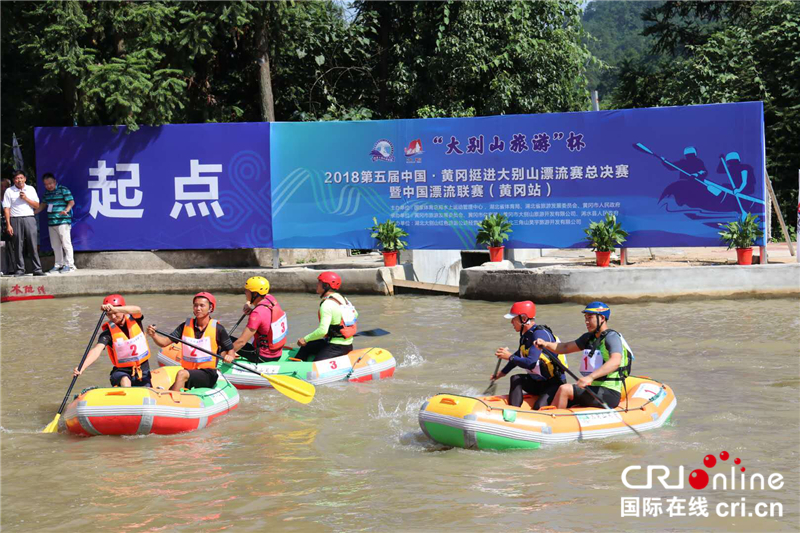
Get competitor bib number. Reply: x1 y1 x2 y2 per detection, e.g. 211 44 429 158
581 349 603 376
271 314 288 343
114 332 149 364
317 355 353 374
182 336 213 363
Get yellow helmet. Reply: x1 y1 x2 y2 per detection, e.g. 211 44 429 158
245 276 270 296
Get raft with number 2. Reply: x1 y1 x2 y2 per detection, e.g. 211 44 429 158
418 376 676 450
62 366 239 437
157 344 396 389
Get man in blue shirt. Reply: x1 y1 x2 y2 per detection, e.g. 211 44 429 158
36 173 75 273
491 301 567 409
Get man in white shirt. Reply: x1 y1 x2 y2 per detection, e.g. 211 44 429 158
2 170 44 276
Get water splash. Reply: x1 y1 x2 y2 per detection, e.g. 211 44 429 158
397 340 425 368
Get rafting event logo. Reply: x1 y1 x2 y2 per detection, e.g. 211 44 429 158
620 451 784 519
404 139 423 163
369 139 395 162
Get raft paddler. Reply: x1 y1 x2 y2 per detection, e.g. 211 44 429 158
232 276 288 363
534 301 634 410
492 301 567 409
295 271 358 362
72 294 152 387
147 292 236 391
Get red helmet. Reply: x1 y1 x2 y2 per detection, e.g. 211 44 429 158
103 294 126 307
504 301 535 322
193 291 217 312
317 271 341 290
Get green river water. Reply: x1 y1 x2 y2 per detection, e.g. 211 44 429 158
1 294 798 531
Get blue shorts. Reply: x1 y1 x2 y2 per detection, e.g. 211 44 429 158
110 368 152 387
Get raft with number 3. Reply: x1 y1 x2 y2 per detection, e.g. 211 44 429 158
418 376 676 450
158 344 396 389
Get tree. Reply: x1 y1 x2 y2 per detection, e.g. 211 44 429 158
612 0 800 232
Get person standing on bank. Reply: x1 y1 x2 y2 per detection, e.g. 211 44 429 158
35 173 75 273
534 301 634 410
232 276 288 363
491 301 567 409
1 179 11 275
295 271 358 362
73 295 152 387
147 292 236 391
2 170 44 276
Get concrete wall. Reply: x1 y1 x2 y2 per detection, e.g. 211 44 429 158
460 263 800 303
406 249 463 286
52 248 348 270
0 266 400 300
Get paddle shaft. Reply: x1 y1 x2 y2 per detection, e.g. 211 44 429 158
483 358 503 394
57 311 106 416
228 313 249 337
155 329 274 379
541 346 642 438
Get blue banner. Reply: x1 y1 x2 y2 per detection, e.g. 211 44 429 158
271 102 766 249
34 123 272 251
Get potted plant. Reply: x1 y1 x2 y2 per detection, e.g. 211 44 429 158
476 213 513 262
369 217 408 266
718 213 763 265
584 213 628 267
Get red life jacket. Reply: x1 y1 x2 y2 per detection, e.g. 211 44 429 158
319 293 358 339
253 294 287 353
104 316 150 369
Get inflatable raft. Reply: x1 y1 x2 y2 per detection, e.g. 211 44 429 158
418 376 676 450
157 344 396 389
63 366 239 436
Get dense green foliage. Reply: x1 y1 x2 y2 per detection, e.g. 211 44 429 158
611 0 800 231
1 0 590 177
582 0 660 105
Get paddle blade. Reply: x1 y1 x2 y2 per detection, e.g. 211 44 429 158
634 142 653 155
355 328 390 337
483 380 498 396
42 413 61 433
262 373 315 404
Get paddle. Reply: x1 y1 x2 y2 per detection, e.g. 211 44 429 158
483 359 503 395
43 311 106 433
540 347 641 438
154 329 315 405
228 313 248 336
355 328 390 337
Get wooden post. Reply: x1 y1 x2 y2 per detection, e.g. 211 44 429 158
620 248 628 266
765 171 795 256
272 249 280 269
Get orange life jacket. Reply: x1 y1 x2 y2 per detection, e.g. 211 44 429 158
104 316 150 369
254 295 287 352
180 318 218 370
319 294 358 339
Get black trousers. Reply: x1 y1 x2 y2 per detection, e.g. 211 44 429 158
9 216 42 274
294 339 352 362
509 374 562 409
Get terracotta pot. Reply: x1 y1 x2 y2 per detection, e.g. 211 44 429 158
736 247 753 265
382 251 398 267
595 251 612 267
489 246 504 262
